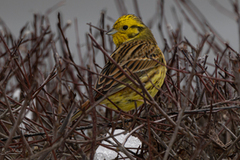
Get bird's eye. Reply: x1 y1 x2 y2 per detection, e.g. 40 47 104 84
123 25 128 30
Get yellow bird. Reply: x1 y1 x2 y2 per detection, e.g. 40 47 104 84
71 14 167 122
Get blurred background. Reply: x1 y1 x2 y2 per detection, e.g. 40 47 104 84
0 0 238 66
1 1 240 159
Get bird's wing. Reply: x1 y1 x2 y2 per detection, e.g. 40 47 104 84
94 40 164 100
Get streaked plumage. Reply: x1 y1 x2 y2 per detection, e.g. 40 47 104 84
71 14 166 122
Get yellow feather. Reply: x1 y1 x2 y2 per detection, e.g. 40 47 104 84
71 14 167 122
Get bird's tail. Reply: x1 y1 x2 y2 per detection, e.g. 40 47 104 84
71 100 90 122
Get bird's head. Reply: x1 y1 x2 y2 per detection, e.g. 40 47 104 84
107 14 155 47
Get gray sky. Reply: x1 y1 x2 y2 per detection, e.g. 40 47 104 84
0 0 237 67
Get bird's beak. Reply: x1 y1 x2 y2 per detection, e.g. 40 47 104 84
106 28 118 35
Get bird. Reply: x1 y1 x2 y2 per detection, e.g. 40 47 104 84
71 14 167 122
